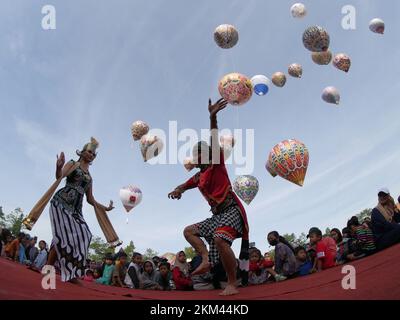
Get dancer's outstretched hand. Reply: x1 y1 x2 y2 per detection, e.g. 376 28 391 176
168 190 182 200
105 200 114 211
208 98 228 118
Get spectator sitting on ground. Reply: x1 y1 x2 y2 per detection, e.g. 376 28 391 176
19 234 31 264
95 254 115 285
156 261 173 291
347 216 376 260
26 236 38 264
125 252 143 289
112 252 128 287
248 248 275 285
140 260 162 290
83 269 94 282
152 256 161 270
371 188 400 251
32 240 48 270
294 246 313 276
0 228 12 257
172 251 193 291
308 227 337 272
267 231 296 281
5 232 24 261
330 228 349 264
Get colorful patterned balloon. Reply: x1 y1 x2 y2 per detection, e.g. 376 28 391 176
251 75 271 96
311 50 332 65
369 18 385 34
233 175 259 205
322 86 340 105
119 185 142 213
218 73 253 106
291 3 307 18
288 63 303 78
333 53 351 72
131 120 149 141
265 160 277 177
268 139 309 186
214 24 239 49
302 26 330 52
140 134 164 162
271 72 287 87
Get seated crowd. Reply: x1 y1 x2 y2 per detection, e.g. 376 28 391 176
1 187 400 291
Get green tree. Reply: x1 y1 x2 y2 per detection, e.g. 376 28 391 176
184 247 196 260
0 206 5 228
324 228 331 237
143 248 159 261
356 208 372 222
123 241 136 258
5 208 25 236
88 236 115 262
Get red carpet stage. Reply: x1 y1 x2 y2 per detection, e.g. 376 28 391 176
1 244 399 300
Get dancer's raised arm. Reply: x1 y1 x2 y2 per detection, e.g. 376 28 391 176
208 98 228 152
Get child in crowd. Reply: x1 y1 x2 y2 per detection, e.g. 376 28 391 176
330 228 349 264
93 268 101 280
267 231 296 281
152 256 161 270
33 240 48 270
125 252 143 289
140 260 162 290
308 227 337 272
19 234 30 264
5 232 24 261
83 269 94 282
172 251 193 290
346 216 376 260
248 248 275 285
95 254 115 285
27 237 38 263
112 252 128 287
294 246 313 276
156 262 173 291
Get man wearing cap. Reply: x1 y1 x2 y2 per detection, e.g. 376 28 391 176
307 227 337 272
371 188 400 250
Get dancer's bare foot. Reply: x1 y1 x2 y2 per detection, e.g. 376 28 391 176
219 284 239 296
191 261 211 275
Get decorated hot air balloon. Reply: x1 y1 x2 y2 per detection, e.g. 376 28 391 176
311 50 332 65
119 185 142 212
218 72 253 106
214 24 239 49
140 134 164 162
271 72 287 87
183 157 195 172
131 120 149 141
302 26 330 52
369 18 385 34
251 75 271 96
233 175 259 205
333 53 351 72
322 86 340 105
288 63 303 78
290 3 307 18
268 139 309 186
265 159 277 177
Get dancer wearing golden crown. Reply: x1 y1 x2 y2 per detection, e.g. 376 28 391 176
24 138 116 283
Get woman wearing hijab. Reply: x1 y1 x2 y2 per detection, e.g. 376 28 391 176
371 188 400 250
140 260 162 290
172 251 193 291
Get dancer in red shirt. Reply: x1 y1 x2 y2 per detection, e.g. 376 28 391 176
168 98 249 296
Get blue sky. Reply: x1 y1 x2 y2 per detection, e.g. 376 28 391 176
1 0 399 256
